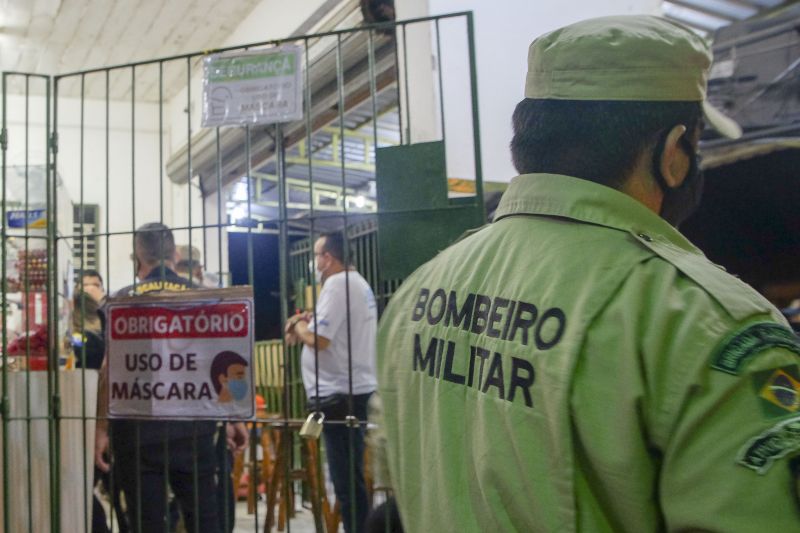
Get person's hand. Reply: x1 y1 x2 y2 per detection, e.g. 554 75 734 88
285 314 309 345
227 422 249 453
284 313 308 333
95 425 111 472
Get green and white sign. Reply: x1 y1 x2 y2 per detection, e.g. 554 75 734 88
202 46 303 127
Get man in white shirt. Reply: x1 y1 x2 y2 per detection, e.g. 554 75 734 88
286 231 377 533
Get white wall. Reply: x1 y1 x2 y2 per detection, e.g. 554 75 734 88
396 0 662 182
3 89 191 293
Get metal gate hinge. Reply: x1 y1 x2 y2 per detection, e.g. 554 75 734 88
49 131 58 154
0 128 7 151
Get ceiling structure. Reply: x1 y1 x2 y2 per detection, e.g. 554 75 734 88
0 0 262 99
661 0 791 34
2 0 795 78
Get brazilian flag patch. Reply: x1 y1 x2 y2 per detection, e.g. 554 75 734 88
753 366 800 418
711 322 800 375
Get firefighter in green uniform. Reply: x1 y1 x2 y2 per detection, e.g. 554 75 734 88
376 15 800 532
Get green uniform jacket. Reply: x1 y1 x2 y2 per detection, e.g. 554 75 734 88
376 174 800 532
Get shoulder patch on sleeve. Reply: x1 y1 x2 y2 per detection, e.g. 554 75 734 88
711 322 800 375
737 415 800 474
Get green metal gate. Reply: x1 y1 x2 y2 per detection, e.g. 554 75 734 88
1 11 483 533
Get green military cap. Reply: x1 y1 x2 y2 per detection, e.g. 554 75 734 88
525 15 742 139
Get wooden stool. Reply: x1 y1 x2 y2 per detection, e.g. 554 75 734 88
264 420 327 533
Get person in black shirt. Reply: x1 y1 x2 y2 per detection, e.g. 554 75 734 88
94 222 220 533
72 291 104 370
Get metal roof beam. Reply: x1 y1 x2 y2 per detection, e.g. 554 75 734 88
665 0 738 21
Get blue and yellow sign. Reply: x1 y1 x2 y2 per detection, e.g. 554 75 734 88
6 209 46 229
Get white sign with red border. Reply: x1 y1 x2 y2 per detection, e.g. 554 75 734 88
106 287 255 420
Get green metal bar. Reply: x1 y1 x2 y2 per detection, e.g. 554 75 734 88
366 30 383 300
131 65 138 286
1 71 11 533
214 124 229 533
135 424 142 533
160 60 165 223
402 23 411 144
191 422 199 533
185 56 202 533
435 18 447 150
368 27 379 154
187 57 195 289
216 129 223 289
79 71 89 533
335 31 360 533
276 118 294 532
104 69 116 533
162 436 169 533
104 67 110 322
466 12 485 223
304 36 322 416
24 73 34 533
48 73 62 533
245 127 254 287
244 119 261 532
392 25 404 146
130 64 144 533
159 60 170 533
301 44 323 522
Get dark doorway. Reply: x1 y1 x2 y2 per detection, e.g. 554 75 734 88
682 148 800 305
228 232 281 341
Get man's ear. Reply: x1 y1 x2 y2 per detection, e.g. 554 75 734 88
659 124 689 189
219 374 229 385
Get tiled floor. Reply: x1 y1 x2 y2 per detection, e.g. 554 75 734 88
233 499 320 533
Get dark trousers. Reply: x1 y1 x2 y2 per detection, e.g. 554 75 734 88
321 392 372 533
114 435 220 533
216 424 236 533
93 466 129 533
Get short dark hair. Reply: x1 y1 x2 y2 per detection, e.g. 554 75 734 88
510 99 702 188
135 222 175 266
319 231 351 265
210 351 249 394
81 269 103 286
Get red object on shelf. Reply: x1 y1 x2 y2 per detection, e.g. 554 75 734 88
28 356 48 371
6 323 48 357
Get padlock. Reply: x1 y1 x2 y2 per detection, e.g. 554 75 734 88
300 411 325 439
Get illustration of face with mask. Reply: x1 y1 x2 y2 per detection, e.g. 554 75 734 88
210 351 250 403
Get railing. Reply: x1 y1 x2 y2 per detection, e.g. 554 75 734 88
253 340 305 419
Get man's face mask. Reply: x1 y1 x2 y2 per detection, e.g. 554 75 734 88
228 378 248 401
652 129 704 228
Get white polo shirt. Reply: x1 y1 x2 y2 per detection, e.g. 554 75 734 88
301 270 378 397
